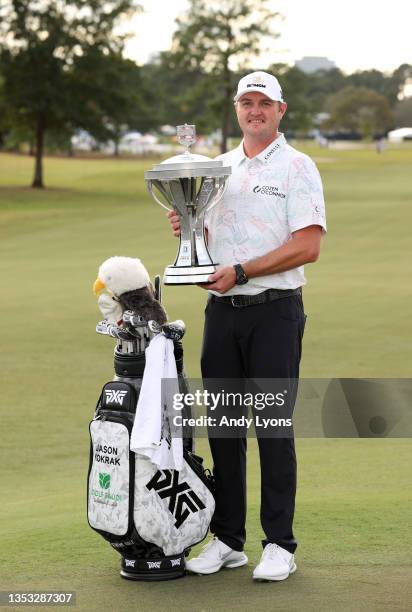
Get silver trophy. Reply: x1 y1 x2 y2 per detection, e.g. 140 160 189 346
145 124 231 284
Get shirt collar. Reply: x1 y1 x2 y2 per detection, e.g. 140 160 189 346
231 141 248 166
255 134 286 163
231 133 287 166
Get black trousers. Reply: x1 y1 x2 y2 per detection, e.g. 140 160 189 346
200 293 306 554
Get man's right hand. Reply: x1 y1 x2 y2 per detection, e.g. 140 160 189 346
167 210 181 237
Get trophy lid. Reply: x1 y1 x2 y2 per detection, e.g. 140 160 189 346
151 153 224 172
162 152 212 164
145 123 231 180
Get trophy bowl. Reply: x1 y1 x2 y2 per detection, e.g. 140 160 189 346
144 125 231 285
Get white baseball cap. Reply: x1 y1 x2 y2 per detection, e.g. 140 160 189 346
234 71 284 103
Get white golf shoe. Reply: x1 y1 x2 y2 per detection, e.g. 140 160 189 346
253 543 297 581
185 537 248 575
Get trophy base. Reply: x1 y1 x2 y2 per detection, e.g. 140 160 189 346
163 264 217 285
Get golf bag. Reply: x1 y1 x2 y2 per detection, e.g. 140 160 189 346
87 280 215 581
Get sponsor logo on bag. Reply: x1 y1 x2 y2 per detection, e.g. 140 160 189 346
105 389 128 406
99 472 111 489
92 470 124 505
112 539 134 550
146 470 206 529
91 488 124 503
147 561 161 569
170 558 181 567
125 559 136 568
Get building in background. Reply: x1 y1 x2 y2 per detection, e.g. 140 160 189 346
295 56 336 73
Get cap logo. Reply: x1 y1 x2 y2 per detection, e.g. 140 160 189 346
235 73 283 102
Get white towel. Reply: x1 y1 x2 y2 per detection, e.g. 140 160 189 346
130 333 183 470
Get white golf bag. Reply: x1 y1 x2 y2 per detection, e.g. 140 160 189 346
87 282 215 580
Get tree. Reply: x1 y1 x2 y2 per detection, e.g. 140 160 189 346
70 50 154 155
347 69 387 94
0 1 140 187
393 97 412 128
387 64 412 105
170 0 281 153
267 64 312 134
323 86 394 139
0 72 9 147
306 68 347 111
346 68 405 106
142 52 239 138
139 52 211 132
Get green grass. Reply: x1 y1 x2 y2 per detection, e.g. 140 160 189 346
1 146 411 611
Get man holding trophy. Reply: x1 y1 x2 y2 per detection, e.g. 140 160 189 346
157 71 327 581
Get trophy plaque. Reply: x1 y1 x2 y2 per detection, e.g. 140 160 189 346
144 124 231 285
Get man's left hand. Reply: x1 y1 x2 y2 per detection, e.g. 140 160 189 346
199 266 236 293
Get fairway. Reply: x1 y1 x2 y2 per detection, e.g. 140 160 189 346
1 146 411 611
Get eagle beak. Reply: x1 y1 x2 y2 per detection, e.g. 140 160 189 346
93 277 106 295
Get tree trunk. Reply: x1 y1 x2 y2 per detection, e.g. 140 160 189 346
32 118 45 188
220 60 231 154
221 89 230 154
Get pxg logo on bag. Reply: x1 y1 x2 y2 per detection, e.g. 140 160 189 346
104 388 128 406
101 382 135 411
147 561 161 569
146 470 206 529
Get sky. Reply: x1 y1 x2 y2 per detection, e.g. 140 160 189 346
123 0 412 75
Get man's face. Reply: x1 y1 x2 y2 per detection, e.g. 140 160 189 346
235 92 287 141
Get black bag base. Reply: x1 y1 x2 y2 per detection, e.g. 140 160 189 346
120 552 186 581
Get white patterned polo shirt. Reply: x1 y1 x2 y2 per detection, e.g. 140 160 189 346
205 134 327 296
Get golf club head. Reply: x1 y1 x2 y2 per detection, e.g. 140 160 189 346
96 320 135 341
161 320 186 341
148 320 162 335
123 310 147 328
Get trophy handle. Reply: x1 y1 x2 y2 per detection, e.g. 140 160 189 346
206 176 228 212
146 180 172 211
